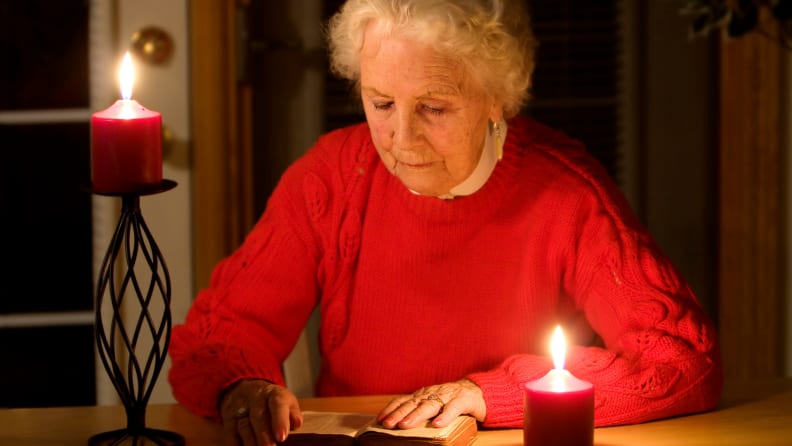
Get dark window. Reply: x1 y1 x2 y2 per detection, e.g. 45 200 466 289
0 0 94 408
0 123 93 313
0 325 96 407
525 0 621 181
0 0 90 110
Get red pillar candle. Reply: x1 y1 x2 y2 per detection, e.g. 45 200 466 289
524 326 594 446
91 52 162 194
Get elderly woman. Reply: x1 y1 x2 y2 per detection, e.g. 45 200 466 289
168 0 722 445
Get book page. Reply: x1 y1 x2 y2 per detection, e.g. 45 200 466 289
286 412 477 446
361 415 476 440
289 411 374 437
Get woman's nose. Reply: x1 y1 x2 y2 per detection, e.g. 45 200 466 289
392 110 419 148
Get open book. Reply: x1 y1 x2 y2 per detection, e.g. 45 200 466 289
279 411 478 446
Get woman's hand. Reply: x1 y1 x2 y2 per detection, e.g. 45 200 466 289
219 379 303 446
376 379 486 430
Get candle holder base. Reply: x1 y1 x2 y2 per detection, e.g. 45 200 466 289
88 428 184 446
90 180 182 446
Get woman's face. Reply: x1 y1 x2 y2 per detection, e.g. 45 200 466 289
359 27 499 196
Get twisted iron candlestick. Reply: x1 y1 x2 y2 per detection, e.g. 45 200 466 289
90 180 184 446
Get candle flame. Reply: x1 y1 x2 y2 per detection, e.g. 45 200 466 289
119 52 135 100
551 325 566 370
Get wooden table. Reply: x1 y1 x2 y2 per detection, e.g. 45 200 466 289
2 380 791 445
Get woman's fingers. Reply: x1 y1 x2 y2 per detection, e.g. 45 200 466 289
219 379 302 446
376 394 413 423
377 385 452 429
221 413 242 446
376 380 486 430
264 385 303 443
430 395 465 427
379 395 444 429
236 415 261 446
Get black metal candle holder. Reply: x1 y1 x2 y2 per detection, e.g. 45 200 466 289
89 180 184 446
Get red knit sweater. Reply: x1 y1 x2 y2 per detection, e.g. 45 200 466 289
168 116 722 428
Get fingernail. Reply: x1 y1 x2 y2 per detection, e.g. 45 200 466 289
277 430 287 442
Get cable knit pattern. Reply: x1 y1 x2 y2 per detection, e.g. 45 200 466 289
168 116 722 426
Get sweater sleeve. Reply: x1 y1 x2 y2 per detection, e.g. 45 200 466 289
167 151 325 420
467 149 723 428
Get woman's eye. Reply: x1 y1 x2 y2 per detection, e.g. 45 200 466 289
373 101 393 111
422 104 444 115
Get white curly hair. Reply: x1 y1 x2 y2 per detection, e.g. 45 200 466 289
326 0 537 118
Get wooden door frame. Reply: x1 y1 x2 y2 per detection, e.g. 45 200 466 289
718 20 787 382
189 0 253 292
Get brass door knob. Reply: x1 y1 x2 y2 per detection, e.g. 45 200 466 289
130 26 174 65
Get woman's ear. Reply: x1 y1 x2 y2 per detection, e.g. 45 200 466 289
489 102 505 124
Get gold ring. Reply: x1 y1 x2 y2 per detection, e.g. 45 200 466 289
235 407 250 419
425 394 445 406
